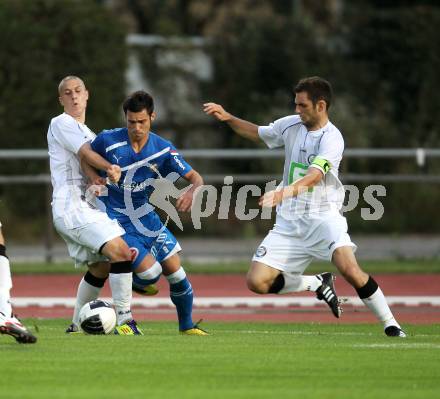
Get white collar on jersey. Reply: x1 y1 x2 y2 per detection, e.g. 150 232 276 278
306 120 330 136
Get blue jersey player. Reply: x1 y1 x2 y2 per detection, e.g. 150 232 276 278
82 90 207 335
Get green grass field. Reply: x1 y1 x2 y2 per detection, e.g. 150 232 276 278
10 259 440 275
2 320 440 399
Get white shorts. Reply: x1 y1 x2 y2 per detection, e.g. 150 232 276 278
252 213 356 274
54 209 125 267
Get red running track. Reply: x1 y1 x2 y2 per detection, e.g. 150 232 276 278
11 274 440 324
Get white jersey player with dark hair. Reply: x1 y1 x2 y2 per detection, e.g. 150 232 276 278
0 222 37 343
47 75 141 335
204 76 405 337
70 90 208 335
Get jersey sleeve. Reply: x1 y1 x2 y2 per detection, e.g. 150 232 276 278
51 115 91 154
163 144 193 177
90 132 106 158
309 129 344 175
258 115 300 149
258 119 285 149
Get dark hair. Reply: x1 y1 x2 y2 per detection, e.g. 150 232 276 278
123 90 154 115
294 76 332 110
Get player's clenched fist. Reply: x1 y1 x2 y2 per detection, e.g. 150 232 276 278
176 190 194 212
106 164 121 183
87 176 107 197
203 102 232 122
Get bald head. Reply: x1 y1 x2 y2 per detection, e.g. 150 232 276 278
58 76 86 94
58 76 89 123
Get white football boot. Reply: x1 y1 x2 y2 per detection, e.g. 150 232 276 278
0 312 37 343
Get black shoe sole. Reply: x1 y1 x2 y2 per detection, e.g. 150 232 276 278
385 326 406 337
316 274 342 318
0 325 37 344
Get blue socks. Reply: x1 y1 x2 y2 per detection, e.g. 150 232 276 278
166 267 194 331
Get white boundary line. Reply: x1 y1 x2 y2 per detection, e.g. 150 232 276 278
11 296 440 308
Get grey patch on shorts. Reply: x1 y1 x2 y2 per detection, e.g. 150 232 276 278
255 246 267 258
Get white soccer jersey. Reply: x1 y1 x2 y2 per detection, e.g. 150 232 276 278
258 114 346 234
47 113 96 227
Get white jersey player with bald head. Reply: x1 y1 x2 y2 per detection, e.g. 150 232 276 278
48 112 123 257
47 76 142 334
204 76 405 337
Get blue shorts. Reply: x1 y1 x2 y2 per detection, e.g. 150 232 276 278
123 227 181 270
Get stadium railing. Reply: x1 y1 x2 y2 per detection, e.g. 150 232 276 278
1 148 440 184
1 148 440 262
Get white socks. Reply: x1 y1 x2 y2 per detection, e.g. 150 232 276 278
109 272 133 325
361 287 400 329
72 277 101 326
278 274 321 294
0 255 13 317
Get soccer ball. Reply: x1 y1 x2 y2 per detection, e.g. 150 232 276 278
78 300 116 335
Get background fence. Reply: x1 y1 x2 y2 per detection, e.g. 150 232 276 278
2 147 440 183
1 148 440 262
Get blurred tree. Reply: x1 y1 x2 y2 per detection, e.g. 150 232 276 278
336 0 440 233
196 1 327 122
191 0 332 178
341 1 440 147
0 0 127 223
112 0 194 35
1 0 439 236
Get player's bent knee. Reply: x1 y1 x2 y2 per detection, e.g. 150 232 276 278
88 262 110 279
161 254 181 274
246 275 269 294
101 238 132 262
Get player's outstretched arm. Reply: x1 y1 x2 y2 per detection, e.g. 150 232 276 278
203 102 261 143
176 169 204 212
78 142 121 183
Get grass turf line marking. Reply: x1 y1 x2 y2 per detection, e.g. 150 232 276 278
352 343 440 349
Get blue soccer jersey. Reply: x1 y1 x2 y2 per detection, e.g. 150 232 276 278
90 128 192 236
